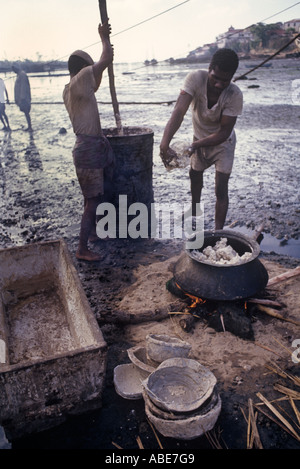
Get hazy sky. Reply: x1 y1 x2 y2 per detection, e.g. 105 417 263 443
1 0 300 63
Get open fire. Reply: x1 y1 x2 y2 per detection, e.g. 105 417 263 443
175 282 207 309
167 277 274 341
164 229 274 339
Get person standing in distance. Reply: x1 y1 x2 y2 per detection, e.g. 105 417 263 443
160 48 243 230
12 65 32 131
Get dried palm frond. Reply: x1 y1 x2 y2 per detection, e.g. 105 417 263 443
256 392 300 442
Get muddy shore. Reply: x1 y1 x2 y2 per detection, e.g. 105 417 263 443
0 62 300 450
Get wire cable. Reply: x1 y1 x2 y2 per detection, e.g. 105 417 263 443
259 2 300 23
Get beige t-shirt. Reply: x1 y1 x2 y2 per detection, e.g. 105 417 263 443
182 70 243 139
63 66 102 136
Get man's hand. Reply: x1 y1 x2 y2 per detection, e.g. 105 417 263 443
159 145 177 167
98 20 111 41
93 21 113 88
159 91 193 167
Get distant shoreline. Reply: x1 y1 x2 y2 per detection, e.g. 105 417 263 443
0 49 299 74
167 49 300 64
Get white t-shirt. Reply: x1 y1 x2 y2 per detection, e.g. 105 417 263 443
63 66 102 136
182 70 243 139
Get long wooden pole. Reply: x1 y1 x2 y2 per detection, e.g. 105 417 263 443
98 0 123 135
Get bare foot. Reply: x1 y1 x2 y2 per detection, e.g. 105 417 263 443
76 249 101 262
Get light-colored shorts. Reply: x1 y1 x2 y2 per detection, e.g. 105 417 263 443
190 132 236 174
75 167 104 199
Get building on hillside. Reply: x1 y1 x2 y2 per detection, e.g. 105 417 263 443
187 43 218 61
216 26 253 48
283 19 300 32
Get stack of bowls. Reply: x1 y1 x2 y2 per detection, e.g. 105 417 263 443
142 357 221 440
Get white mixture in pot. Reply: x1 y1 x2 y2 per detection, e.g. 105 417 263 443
191 237 252 265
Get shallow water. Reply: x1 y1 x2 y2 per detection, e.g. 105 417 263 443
232 225 300 258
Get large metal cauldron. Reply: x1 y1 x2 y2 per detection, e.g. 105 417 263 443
173 230 269 301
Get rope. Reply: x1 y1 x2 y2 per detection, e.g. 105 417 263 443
8 100 176 106
234 32 300 81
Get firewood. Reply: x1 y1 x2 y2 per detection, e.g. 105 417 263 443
257 304 300 327
248 298 282 308
179 314 195 332
267 266 300 287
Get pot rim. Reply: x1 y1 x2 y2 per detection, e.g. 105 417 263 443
186 229 261 268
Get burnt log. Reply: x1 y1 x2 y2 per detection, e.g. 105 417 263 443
204 302 254 341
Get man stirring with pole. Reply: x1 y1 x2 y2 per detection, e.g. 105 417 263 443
63 21 115 262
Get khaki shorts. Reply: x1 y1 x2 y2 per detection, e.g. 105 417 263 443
76 167 104 199
190 132 236 174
